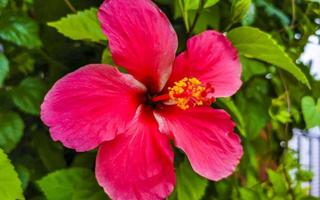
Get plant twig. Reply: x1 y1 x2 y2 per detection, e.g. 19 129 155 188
64 0 77 13
291 0 296 28
188 0 206 37
36 49 67 70
279 70 296 200
224 23 234 32
279 70 292 138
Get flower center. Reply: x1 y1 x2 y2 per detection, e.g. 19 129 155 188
168 77 215 110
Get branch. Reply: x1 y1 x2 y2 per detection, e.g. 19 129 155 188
64 0 77 13
291 0 296 28
279 70 296 200
188 0 206 37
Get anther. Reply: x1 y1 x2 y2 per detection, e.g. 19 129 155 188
168 77 215 110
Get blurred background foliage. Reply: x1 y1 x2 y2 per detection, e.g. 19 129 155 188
0 0 320 199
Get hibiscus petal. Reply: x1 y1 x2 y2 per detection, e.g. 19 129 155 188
98 0 178 92
154 106 243 181
96 106 175 200
168 31 242 97
41 64 146 152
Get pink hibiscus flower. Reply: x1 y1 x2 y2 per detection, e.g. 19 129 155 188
41 0 243 199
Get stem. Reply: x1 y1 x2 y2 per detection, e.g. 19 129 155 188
178 0 190 32
64 0 77 13
35 49 67 70
188 0 206 37
224 22 234 32
279 70 292 139
291 0 296 28
279 70 295 200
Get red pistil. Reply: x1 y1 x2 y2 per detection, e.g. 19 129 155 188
151 94 170 102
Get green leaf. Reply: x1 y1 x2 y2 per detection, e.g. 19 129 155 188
243 102 268 139
11 78 47 115
219 98 246 137
240 56 267 82
0 53 9 86
307 0 320 3
32 131 66 171
174 0 220 21
0 13 41 48
301 96 320 129
255 0 290 26
228 27 310 88
101 48 114 65
16 165 31 191
0 148 25 200
269 94 292 124
296 169 313 182
48 8 106 42
184 0 220 10
175 160 208 200
231 0 252 23
203 0 220 8
37 168 107 200
0 0 8 10
267 169 288 195
239 188 257 199
242 4 255 26
0 112 24 152
236 78 270 139
189 6 220 34
12 52 35 74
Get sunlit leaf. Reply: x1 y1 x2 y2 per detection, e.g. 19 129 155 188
267 169 288 195
228 27 310 88
242 4 256 25
101 48 114 65
48 8 106 42
231 0 252 23
0 148 25 200
239 188 257 199
301 96 320 129
184 0 220 10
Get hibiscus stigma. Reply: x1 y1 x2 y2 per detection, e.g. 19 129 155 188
168 77 215 110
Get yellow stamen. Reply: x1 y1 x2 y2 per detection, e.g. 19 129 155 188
168 77 215 110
